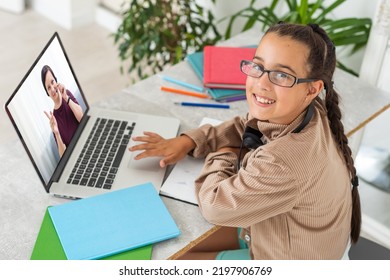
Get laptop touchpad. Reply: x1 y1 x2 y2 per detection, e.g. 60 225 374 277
128 155 161 171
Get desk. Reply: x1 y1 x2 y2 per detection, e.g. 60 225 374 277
1 29 390 260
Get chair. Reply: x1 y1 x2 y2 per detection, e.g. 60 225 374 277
348 237 390 260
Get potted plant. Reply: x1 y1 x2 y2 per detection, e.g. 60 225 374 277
113 0 221 81
222 0 372 76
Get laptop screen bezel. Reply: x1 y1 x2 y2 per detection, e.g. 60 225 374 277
4 32 90 193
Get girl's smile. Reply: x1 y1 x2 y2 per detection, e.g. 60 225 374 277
245 32 322 125
252 94 276 106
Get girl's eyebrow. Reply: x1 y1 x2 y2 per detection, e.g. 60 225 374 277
253 55 297 75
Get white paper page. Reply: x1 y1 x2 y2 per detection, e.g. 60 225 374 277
160 117 222 205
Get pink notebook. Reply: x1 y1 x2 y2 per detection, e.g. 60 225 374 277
203 46 255 89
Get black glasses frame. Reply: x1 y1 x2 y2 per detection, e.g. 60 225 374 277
240 60 318 88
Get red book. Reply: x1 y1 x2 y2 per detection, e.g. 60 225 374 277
203 46 256 89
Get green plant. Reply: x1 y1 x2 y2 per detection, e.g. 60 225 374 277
223 0 372 76
113 0 221 81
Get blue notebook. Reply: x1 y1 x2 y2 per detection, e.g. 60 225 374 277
48 183 180 260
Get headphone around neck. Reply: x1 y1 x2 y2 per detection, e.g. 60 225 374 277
237 103 315 170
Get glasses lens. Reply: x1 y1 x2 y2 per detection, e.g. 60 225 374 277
269 71 296 87
241 60 262 78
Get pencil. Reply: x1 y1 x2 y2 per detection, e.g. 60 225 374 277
160 86 210 99
161 75 205 92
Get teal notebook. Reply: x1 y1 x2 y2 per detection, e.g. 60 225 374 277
31 208 153 260
186 51 246 101
48 183 180 260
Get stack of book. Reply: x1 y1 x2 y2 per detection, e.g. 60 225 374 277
31 183 180 260
186 46 256 102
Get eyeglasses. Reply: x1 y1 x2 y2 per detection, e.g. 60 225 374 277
240 60 318 88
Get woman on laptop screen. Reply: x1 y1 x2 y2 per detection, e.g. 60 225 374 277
129 22 361 260
41 65 84 157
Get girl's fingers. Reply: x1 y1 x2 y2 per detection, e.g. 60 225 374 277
132 131 163 142
129 143 155 152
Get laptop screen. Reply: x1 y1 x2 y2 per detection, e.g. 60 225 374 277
5 33 89 189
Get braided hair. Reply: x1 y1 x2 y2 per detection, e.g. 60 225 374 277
265 22 361 244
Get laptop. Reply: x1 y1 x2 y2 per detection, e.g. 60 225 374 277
4 32 180 199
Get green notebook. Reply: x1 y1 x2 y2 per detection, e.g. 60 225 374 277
31 208 153 260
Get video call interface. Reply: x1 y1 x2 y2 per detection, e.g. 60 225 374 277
6 35 87 185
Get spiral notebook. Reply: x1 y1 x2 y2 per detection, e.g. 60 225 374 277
48 182 180 260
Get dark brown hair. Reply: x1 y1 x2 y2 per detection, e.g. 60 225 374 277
41 65 57 96
265 22 361 244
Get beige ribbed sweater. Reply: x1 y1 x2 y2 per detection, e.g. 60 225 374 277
184 99 352 259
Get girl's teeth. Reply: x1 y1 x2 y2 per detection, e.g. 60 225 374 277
255 95 275 104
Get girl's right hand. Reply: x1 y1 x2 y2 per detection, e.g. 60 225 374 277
129 132 196 168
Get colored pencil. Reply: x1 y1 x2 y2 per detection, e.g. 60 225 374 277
161 86 210 99
161 75 205 92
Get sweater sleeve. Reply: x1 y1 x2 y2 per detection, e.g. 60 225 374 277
183 116 247 158
194 147 299 228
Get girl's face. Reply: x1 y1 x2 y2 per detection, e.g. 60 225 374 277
44 71 59 101
246 32 320 125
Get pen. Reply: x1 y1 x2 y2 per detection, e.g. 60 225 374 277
160 86 210 99
161 75 205 92
174 102 230 109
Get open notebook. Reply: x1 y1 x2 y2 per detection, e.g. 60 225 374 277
160 117 222 205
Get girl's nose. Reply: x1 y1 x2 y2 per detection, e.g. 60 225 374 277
254 72 272 90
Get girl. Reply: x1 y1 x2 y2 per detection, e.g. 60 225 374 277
129 22 361 259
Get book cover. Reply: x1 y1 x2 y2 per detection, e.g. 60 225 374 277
203 46 255 89
186 51 245 101
31 208 153 260
48 183 180 260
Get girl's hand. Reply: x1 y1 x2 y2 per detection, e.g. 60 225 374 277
129 132 195 168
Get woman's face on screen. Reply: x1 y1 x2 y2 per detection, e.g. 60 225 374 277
44 70 60 101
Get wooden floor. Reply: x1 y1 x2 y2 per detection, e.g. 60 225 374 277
0 8 131 145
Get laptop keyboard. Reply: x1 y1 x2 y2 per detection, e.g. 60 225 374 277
67 118 135 189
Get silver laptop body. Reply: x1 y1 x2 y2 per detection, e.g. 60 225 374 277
5 32 180 199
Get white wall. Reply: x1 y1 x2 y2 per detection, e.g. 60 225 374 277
329 0 380 72
30 0 96 29
0 0 25 13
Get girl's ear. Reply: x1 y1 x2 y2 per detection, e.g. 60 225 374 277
306 80 323 102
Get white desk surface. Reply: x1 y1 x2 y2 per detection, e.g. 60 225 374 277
1 29 390 260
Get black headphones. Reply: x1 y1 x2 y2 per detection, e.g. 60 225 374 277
237 103 314 170
242 126 264 150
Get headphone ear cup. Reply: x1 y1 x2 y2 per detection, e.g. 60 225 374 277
242 127 263 149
